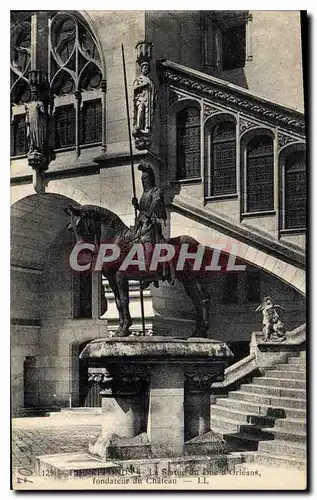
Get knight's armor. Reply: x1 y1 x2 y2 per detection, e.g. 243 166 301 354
134 186 166 244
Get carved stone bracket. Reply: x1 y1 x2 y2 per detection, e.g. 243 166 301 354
88 365 151 396
203 102 221 120
239 117 258 135
278 132 298 150
185 366 224 393
168 88 189 106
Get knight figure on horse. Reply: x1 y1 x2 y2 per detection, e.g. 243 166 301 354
131 162 175 288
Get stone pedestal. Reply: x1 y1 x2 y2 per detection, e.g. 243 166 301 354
147 363 184 457
81 337 232 459
36 337 233 478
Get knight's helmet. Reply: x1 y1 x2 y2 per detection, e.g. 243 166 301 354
138 162 156 187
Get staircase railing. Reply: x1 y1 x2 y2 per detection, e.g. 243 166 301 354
213 323 306 390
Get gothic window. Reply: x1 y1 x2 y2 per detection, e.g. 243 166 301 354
10 16 32 105
11 113 28 156
209 121 236 196
246 135 274 213
10 12 104 158
223 273 238 304
176 107 201 180
54 105 76 149
80 100 102 145
284 150 306 230
49 12 102 96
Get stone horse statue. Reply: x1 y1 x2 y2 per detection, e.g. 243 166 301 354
65 203 211 338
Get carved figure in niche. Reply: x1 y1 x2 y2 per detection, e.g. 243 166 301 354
256 296 286 342
132 61 157 137
25 100 47 153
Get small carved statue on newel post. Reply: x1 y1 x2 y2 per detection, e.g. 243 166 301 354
132 41 158 150
25 69 54 194
256 296 286 342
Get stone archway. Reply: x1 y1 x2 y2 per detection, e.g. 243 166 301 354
169 210 305 296
10 192 92 414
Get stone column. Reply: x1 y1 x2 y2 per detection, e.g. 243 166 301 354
87 364 150 458
184 363 225 441
147 363 184 457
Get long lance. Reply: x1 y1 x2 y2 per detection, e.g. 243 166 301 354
121 43 137 224
121 43 146 336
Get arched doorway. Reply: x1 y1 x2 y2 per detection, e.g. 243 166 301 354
11 192 101 413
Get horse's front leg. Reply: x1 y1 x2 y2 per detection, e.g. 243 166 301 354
107 274 124 332
114 271 132 337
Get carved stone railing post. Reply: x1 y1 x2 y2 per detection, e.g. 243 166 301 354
25 69 54 194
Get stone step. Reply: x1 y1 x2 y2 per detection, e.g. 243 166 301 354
258 440 306 459
229 390 306 410
275 364 306 372
211 419 306 444
273 418 306 433
240 384 306 399
211 405 277 427
251 377 306 389
242 451 307 470
258 427 306 444
265 370 306 380
211 405 305 433
288 357 306 365
210 418 270 438
217 395 306 419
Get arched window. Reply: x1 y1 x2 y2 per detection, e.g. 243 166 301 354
10 14 31 157
209 121 236 196
246 135 274 213
176 107 201 180
50 12 103 151
284 150 306 229
10 12 104 158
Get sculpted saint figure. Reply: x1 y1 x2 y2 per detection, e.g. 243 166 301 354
25 100 47 153
132 62 157 136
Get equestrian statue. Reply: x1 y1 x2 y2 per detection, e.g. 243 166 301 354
65 163 212 338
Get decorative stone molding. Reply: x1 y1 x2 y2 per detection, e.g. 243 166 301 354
159 61 305 136
88 364 151 396
278 132 298 150
203 102 221 120
239 117 259 134
185 367 224 392
168 88 191 106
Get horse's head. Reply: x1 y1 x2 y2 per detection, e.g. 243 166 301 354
64 204 98 244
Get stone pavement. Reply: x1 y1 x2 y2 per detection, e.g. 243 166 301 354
12 414 101 474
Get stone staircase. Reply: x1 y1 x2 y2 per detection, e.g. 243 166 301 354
211 350 306 469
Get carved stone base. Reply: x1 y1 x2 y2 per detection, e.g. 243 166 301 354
80 337 233 459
